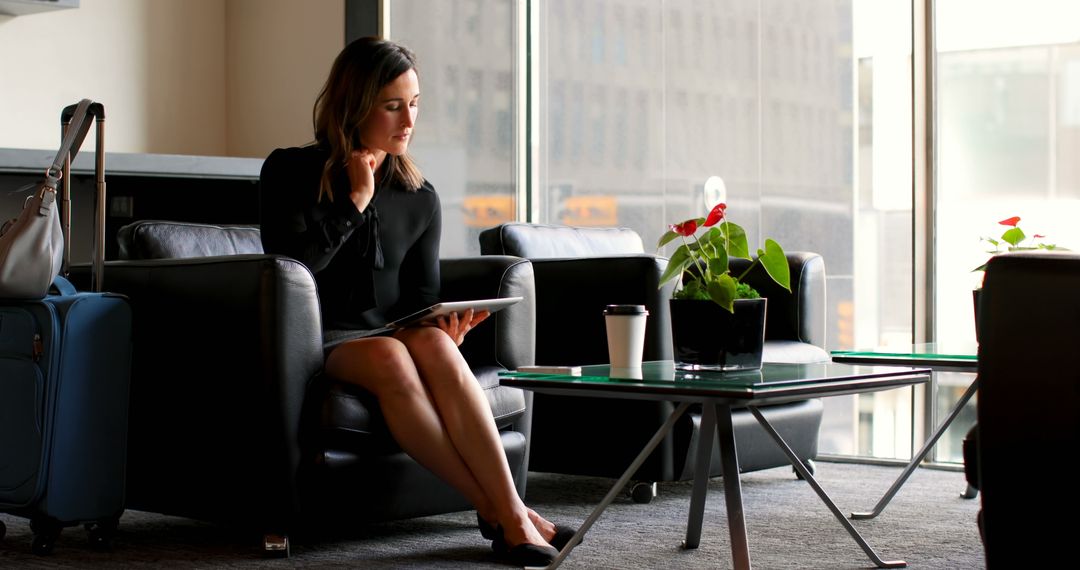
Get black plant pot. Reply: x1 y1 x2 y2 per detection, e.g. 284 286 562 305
669 297 767 371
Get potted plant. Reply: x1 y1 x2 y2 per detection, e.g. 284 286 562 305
972 216 1065 340
657 203 791 370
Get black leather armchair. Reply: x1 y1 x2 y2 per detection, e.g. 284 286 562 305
75 220 536 554
480 223 827 501
973 251 1080 568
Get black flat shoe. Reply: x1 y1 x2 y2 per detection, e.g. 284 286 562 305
488 520 579 554
550 524 579 551
477 514 499 540
503 542 559 566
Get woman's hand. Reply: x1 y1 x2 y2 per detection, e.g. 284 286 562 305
346 149 377 212
432 309 490 346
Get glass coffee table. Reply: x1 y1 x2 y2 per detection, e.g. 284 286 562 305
831 343 979 518
500 360 931 570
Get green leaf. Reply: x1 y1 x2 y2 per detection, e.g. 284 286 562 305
720 222 750 259
657 229 680 249
1001 227 1025 247
708 252 728 277
757 239 791 291
707 273 738 312
658 244 694 286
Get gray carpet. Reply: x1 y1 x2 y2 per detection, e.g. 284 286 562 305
0 462 984 569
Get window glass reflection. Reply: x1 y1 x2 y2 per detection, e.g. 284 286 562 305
392 0 517 256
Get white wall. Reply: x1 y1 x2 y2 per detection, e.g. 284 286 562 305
226 0 343 158
0 0 344 158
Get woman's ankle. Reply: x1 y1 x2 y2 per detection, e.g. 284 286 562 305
499 510 548 547
477 510 497 527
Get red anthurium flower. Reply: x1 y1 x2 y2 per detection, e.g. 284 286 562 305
1034 234 1046 238
703 203 727 227
998 216 1020 227
670 220 698 236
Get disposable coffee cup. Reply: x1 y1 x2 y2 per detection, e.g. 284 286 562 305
604 304 649 369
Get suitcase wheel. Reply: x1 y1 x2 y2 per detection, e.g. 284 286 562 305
30 519 61 556
85 518 119 551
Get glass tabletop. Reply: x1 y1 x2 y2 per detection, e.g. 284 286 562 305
500 360 930 401
831 342 977 369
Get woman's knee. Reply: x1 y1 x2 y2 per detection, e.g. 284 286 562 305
326 337 418 388
397 328 474 387
397 326 458 356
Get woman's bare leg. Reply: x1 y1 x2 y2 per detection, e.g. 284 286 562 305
394 326 553 548
325 337 497 522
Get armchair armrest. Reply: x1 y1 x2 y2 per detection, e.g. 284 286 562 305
72 255 323 528
730 252 826 347
440 255 536 371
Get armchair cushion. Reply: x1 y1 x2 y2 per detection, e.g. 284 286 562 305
480 222 644 258
321 365 525 452
762 340 829 364
118 220 264 260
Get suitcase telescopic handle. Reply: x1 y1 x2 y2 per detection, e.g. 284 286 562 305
58 100 107 291
60 101 106 122
52 100 101 175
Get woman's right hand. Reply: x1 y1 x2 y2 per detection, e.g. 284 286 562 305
432 309 490 347
346 149 377 212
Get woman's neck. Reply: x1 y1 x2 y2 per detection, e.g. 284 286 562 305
373 151 391 184
371 149 388 173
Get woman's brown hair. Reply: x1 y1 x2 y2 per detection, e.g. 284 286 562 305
313 37 424 202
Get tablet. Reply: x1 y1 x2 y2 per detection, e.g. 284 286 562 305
385 296 523 329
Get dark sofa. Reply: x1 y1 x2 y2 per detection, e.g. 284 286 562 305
76 220 537 555
480 223 827 501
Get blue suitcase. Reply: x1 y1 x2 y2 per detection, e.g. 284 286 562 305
0 281 132 554
1 100 132 554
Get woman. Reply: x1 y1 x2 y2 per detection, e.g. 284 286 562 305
259 37 571 565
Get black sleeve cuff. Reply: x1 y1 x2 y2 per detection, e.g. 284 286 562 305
331 197 366 236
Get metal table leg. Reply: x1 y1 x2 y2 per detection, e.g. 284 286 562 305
715 403 751 569
851 378 979 519
530 402 692 570
749 406 907 569
683 402 716 550
681 402 749 569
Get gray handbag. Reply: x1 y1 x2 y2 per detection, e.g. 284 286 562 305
0 100 96 299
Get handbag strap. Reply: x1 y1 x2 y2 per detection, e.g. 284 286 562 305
47 99 94 178
51 275 78 296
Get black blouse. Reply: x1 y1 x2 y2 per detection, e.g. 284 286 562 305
259 145 441 330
